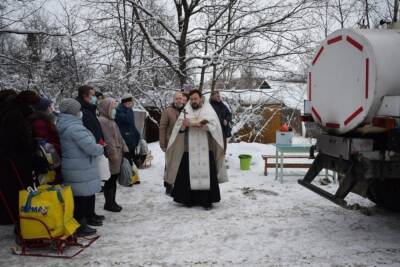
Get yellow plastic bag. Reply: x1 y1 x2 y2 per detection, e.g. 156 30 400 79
19 185 79 240
60 185 80 236
131 175 139 184
19 186 64 239
131 162 140 185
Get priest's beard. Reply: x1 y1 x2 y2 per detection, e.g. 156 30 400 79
191 102 201 110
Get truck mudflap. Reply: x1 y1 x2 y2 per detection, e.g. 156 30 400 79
298 153 400 210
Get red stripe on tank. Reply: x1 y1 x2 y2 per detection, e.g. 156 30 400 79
311 107 321 123
326 122 340 129
344 106 364 126
346 36 363 51
312 46 324 65
327 35 342 45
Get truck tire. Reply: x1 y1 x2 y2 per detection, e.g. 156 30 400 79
367 179 400 212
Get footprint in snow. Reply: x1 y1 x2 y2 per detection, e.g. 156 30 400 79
241 187 279 200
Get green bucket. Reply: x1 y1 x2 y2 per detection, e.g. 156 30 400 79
239 154 252 170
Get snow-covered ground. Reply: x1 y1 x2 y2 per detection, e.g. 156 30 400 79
1 140 400 266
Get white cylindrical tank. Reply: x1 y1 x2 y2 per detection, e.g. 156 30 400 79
308 28 400 134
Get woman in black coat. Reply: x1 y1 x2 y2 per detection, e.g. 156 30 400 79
0 90 44 225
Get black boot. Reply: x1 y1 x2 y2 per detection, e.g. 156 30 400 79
87 216 103 226
92 213 105 221
76 218 97 237
165 183 173 196
104 184 122 212
87 195 105 224
203 203 213 210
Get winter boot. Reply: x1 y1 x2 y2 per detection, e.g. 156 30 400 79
104 185 122 212
92 213 105 221
76 218 97 237
87 196 105 224
165 182 173 196
87 216 103 226
203 203 213 210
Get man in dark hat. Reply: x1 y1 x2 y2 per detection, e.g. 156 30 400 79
210 91 232 153
115 94 141 167
76 85 106 226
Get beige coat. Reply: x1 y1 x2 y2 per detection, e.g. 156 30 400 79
98 98 128 175
159 104 181 151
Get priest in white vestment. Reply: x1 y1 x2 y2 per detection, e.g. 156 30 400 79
165 90 228 209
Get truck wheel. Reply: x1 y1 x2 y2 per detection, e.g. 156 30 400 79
367 179 400 212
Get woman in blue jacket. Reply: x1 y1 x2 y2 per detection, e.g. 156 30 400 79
57 99 104 237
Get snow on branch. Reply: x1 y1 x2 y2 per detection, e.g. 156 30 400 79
126 0 179 42
129 1 183 78
0 28 90 37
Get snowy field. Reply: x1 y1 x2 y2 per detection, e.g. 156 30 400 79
1 140 400 266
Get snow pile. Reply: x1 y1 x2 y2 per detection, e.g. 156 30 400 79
1 141 400 266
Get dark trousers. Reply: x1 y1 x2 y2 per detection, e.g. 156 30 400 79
104 173 119 205
104 174 118 192
74 195 95 221
88 194 97 217
224 138 227 154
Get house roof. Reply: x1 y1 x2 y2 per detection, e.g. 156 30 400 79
219 81 306 110
258 80 271 89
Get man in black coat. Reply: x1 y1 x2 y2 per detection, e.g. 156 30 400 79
76 85 105 143
115 94 141 167
76 85 106 226
210 91 232 153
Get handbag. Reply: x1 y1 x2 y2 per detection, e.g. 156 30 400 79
36 138 61 170
96 154 111 181
118 158 133 187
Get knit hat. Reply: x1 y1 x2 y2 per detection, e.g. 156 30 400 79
35 97 52 111
60 98 81 115
121 93 133 103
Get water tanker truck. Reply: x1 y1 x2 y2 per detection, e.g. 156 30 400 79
298 27 400 211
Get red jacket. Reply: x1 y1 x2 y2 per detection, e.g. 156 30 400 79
30 112 62 183
31 117 61 155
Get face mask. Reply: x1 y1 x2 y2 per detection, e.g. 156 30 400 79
78 111 83 119
90 96 97 105
111 109 116 119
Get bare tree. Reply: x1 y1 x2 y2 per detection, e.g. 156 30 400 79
394 0 399 22
129 0 316 91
